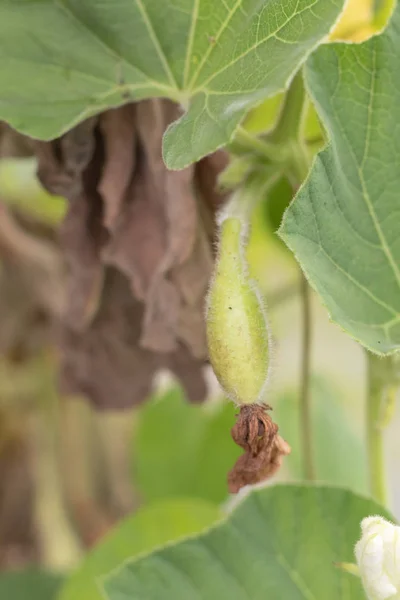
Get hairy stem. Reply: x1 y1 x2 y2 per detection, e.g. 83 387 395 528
366 353 400 505
366 353 387 504
300 271 315 480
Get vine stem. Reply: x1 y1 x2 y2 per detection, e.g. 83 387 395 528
366 353 387 504
272 69 316 481
232 68 316 480
300 271 315 480
365 352 400 505
234 126 277 160
269 70 307 145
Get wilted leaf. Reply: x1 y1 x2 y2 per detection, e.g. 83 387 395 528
59 269 208 408
104 484 392 599
0 0 345 169
35 99 227 409
101 100 213 356
280 4 400 354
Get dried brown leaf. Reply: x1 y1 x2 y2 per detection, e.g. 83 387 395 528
98 105 136 230
35 120 107 330
103 99 210 355
32 99 228 409
59 268 207 408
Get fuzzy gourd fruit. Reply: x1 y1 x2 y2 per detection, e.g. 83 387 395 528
206 193 271 405
207 187 290 493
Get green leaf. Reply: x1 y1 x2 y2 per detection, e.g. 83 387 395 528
280 4 400 354
133 387 240 504
0 0 345 170
0 569 63 600
103 484 392 599
275 376 368 493
58 498 220 600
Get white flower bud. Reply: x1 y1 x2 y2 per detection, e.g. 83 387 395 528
355 516 400 600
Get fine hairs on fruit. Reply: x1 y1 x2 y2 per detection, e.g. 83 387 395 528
206 188 273 407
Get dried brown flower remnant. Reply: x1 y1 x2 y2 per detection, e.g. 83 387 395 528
228 404 291 493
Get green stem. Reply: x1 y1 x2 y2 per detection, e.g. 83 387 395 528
272 69 315 481
267 71 311 189
286 141 310 191
232 68 316 480
234 126 277 160
300 271 315 480
366 353 400 504
223 168 282 222
366 353 387 504
269 70 307 145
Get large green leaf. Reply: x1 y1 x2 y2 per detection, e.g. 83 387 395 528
103 484 391 599
275 376 367 493
0 0 345 169
280 4 400 354
58 498 220 600
0 569 63 600
133 386 240 504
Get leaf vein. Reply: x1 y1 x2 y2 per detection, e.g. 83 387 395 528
183 0 200 88
328 58 400 294
318 243 398 316
134 0 178 89
196 0 319 90
188 0 243 89
55 0 175 94
276 553 316 600
285 230 398 316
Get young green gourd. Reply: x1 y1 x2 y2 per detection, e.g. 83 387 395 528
207 182 290 493
206 185 271 406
